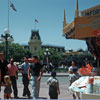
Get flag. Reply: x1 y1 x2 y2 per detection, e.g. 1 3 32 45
35 19 38 23
10 1 17 11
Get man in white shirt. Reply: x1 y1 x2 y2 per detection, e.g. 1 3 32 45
69 61 77 74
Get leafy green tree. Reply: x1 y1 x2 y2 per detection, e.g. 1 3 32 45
35 48 46 61
65 50 95 66
8 43 31 62
0 42 5 53
49 48 63 65
36 48 64 67
0 43 31 62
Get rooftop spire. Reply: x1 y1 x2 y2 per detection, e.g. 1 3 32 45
75 0 79 18
63 9 67 27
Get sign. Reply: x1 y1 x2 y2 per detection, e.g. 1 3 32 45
74 15 100 39
93 29 100 36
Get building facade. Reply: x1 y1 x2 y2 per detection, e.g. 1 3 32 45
28 30 42 55
23 30 65 55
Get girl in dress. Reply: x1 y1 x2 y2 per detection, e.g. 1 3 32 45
3 75 12 99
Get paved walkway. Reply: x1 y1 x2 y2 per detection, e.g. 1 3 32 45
43 72 69 76
0 73 73 99
18 72 69 76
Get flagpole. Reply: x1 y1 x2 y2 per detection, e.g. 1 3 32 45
34 18 36 30
8 0 10 32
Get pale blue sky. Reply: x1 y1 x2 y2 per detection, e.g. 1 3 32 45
0 0 100 50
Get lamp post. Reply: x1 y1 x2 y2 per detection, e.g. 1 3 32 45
0 29 14 61
44 48 50 65
69 48 73 52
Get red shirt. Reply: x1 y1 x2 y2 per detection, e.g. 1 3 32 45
78 67 88 75
7 64 18 76
86 64 93 75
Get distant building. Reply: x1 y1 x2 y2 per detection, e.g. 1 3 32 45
41 44 65 53
28 30 42 55
22 30 65 55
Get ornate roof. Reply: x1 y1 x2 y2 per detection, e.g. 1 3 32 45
63 3 100 40
30 30 41 40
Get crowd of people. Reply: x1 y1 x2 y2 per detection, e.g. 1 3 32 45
0 53 59 99
0 53 19 99
0 53 44 99
0 52 97 99
68 60 98 99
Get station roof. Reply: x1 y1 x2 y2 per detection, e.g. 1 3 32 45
63 4 100 40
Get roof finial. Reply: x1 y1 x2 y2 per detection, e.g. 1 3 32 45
75 0 79 18
63 9 67 27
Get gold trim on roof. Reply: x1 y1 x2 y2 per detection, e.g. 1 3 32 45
63 21 74 36
64 51 80 55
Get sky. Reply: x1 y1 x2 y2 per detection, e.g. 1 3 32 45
0 0 100 51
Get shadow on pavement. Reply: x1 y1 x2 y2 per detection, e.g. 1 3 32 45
11 97 47 99
39 97 47 99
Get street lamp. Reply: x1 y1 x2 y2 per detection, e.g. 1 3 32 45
44 48 50 65
0 29 14 61
69 48 73 52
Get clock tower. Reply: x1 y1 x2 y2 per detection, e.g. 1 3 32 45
28 30 42 55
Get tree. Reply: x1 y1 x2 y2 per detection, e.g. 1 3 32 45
65 50 95 67
49 48 63 65
8 43 31 62
0 42 5 53
36 48 64 67
0 43 31 62
77 48 84 52
35 48 45 61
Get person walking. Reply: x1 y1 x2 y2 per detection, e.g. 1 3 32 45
0 67 1 92
47 70 60 99
7 58 18 99
28 56 43 100
0 53 8 95
3 75 12 99
0 53 8 84
19 56 31 98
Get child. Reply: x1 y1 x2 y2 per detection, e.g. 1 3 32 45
3 75 12 99
47 71 60 99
